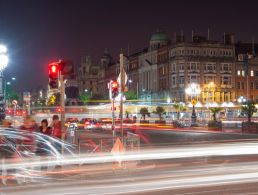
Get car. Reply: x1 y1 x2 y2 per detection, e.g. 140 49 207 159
99 118 112 131
65 118 79 128
0 128 77 184
80 118 101 130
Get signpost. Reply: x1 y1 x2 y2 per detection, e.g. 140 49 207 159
119 53 126 139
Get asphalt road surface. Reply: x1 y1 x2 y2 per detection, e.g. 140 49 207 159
3 155 258 195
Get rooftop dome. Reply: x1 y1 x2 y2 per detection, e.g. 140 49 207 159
150 31 170 42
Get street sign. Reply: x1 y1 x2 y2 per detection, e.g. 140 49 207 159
191 99 197 106
117 71 128 87
12 100 18 105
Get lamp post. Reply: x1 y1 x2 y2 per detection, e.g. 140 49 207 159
0 44 8 120
238 96 247 104
185 83 201 126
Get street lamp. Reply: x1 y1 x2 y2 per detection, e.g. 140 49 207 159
238 96 247 104
185 83 201 126
0 44 8 120
12 77 16 81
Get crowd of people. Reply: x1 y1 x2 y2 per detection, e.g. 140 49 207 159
2 115 63 139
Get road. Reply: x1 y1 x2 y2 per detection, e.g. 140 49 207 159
3 123 258 194
2 153 258 195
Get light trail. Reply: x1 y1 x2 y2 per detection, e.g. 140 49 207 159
2 141 258 171
3 161 258 195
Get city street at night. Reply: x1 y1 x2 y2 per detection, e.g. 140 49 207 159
1 0 258 194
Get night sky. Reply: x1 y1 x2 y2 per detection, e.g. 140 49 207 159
0 0 258 91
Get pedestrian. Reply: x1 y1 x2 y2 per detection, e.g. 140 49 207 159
20 115 37 132
2 119 12 128
19 116 37 153
38 119 52 135
50 115 62 139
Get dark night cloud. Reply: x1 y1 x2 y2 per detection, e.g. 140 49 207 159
0 0 257 91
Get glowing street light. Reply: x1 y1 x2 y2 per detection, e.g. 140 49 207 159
0 44 8 72
238 96 247 104
185 83 201 126
0 44 8 120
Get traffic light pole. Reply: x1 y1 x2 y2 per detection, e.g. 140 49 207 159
120 53 124 139
60 74 65 141
112 97 115 143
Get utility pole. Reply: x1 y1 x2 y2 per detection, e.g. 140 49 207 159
109 80 116 143
120 53 125 138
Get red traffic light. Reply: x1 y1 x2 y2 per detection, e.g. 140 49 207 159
111 81 118 89
110 81 119 98
48 62 59 79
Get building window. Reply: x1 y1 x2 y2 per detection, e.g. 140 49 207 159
251 70 254 77
179 63 184 71
189 63 198 71
171 63 176 72
242 70 245 77
83 81 85 85
242 82 245 89
237 70 241 76
256 71 258 77
222 64 231 71
251 82 254 89
221 76 231 85
83 67 86 74
172 76 176 85
205 64 215 71
237 82 240 89
256 82 258 90
188 75 200 84
179 76 184 84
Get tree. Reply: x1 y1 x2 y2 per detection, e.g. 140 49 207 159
139 107 150 120
209 107 223 121
125 110 130 118
172 103 187 120
79 91 91 104
241 101 257 123
153 106 165 121
6 85 19 105
124 90 137 100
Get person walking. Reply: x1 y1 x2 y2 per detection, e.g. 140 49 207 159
38 119 52 135
50 115 62 139
19 116 37 153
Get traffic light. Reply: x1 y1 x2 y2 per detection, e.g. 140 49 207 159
111 81 119 98
48 62 59 89
59 60 74 79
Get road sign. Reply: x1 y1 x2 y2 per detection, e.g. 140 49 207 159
12 100 18 105
191 99 197 106
117 72 128 87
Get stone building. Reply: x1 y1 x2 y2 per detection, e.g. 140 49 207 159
169 34 236 103
77 55 99 96
235 42 258 102
97 49 118 98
